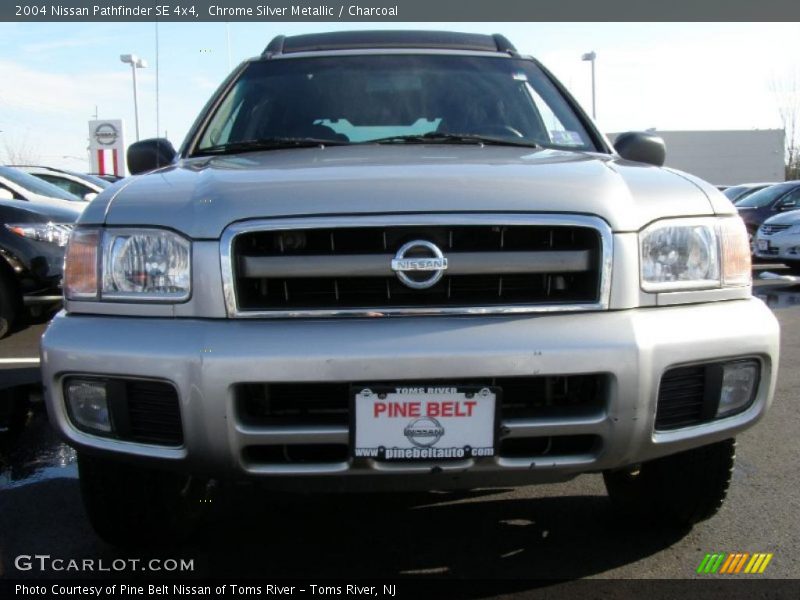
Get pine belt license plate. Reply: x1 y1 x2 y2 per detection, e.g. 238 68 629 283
352 385 497 461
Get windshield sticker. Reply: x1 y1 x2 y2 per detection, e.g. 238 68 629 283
512 72 528 82
550 130 584 146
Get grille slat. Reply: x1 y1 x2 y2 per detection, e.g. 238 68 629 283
237 375 607 427
760 224 791 236
125 381 183 446
231 222 603 313
655 366 707 431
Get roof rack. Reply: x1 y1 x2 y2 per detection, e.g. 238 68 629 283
262 30 518 57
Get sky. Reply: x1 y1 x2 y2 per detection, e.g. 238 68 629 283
0 21 798 171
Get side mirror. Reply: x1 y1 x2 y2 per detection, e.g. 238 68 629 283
0 188 14 200
614 132 666 167
83 192 97 202
127 138 177 175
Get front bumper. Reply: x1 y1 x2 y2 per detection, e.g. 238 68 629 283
754 233 800 262
41 299 779 490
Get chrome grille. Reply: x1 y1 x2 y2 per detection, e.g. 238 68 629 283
221 215 612 317
760 224 791 236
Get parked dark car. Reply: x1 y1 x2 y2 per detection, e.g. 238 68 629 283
723 182 777 205
735 181 800 238
0 198 80 338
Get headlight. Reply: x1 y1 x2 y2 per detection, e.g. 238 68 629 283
5 222 74 247
102 229 191 300
788 224 800 234
640 216 750 292
64 228 191 302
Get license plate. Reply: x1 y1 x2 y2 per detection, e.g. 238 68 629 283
757 239 770 251
352 385 497 461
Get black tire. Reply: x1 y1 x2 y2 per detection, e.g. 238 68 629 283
78 453 210 547
785 261 800 275
0 386 30 436
603 439 735 528
0 267 22 339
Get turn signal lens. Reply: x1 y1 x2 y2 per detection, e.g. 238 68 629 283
64 228 99 300
720 216 751 286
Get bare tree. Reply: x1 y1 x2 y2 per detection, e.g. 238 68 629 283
1 135 41 165
771 73 800 180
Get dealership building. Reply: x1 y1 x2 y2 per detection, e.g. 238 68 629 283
609 129 785 186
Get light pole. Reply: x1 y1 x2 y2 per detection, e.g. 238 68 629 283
120 53 148 141
581 51 596 120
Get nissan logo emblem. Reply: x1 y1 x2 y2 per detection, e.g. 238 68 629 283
403 417 445 448
390 240 448 289
94 123 118 146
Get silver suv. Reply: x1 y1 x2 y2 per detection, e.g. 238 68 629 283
41 31 779 546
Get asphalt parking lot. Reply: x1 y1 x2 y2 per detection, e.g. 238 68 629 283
1 270 798 585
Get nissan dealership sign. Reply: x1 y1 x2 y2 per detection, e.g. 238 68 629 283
88 119 125 176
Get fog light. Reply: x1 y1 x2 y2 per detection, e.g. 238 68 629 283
716 361 759 418
65 379 112 433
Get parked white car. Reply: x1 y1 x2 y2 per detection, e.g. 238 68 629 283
0 166 86 211
753 209 800 273
12 165 110 202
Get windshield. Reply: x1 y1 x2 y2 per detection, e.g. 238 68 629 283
736 183 795 208
67 171 110 188
724 184 770 203
723 186 749 200
194 54 597 153
0 166 83 202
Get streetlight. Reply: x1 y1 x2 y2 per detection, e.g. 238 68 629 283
120 53 147 141
581 51 597 120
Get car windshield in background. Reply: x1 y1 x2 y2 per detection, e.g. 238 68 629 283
736 182 797 208
723 185 752 201
194 54 596 154
69 171 111 188
724 184 772 203
0 165 83 202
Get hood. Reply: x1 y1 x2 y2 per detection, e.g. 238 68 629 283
25 192 87 213
84 145 722 238
0 198 83 222
761 209 800 226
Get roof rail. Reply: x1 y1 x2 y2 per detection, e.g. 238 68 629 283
492 34 518 56
263 35 285 57
262 31 518 57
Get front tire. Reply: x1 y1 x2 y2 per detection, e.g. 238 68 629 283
0 386 30 436
785 261 800 275
0 267 22 339
604 439 735 528
78 453 210 547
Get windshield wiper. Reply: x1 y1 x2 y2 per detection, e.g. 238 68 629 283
363 132 539 148
194 137 350 156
